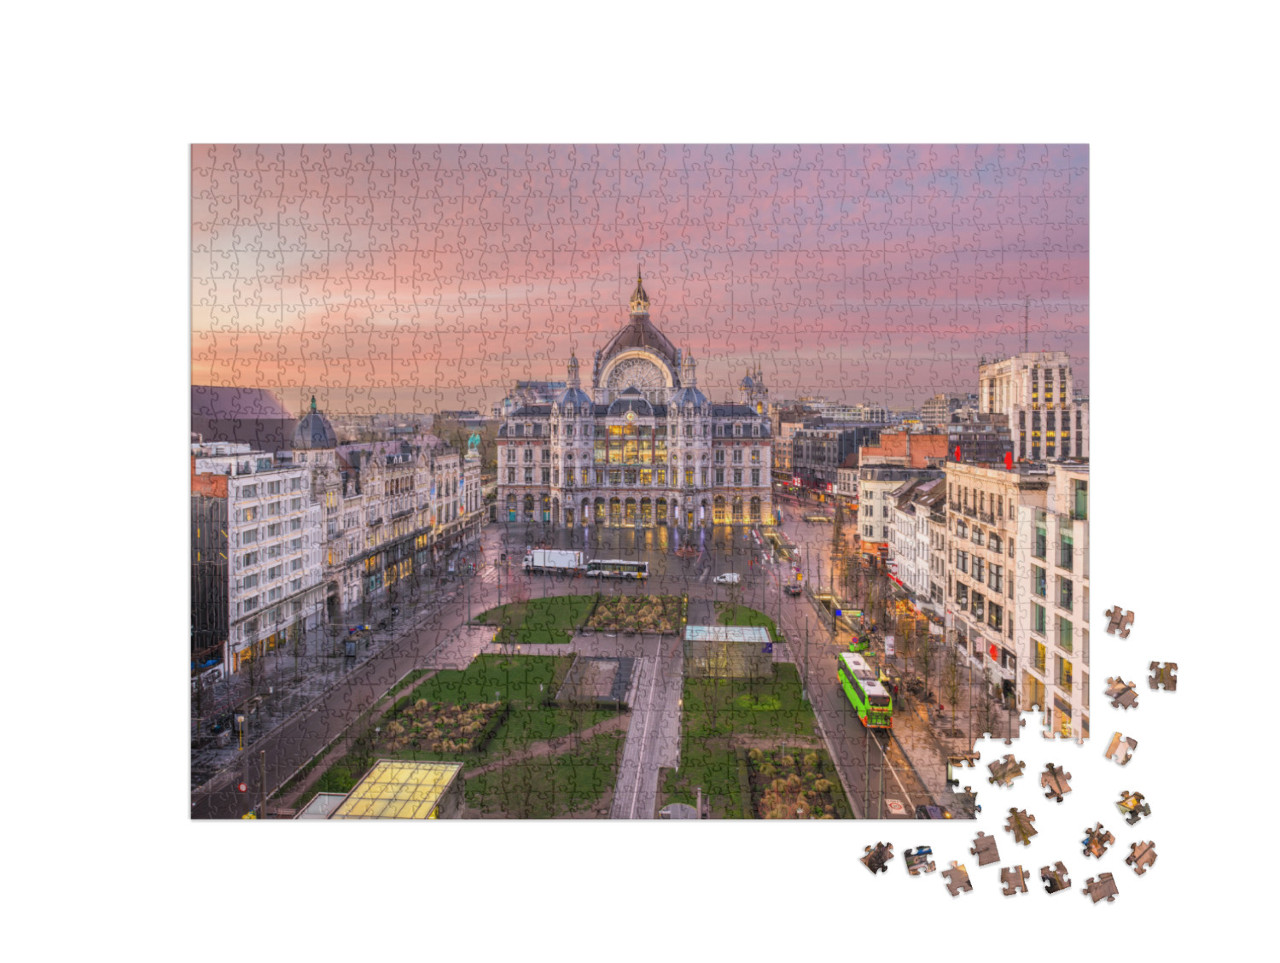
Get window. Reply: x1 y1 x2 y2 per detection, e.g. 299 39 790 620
972 593 985 620
1034 509 1047 559
1057 656 1073 688
290 517 301 531
541 468 550 484
989 564 1003 592
1058 532 1074 570
242 484 257 498
972 558 984 582
715 450 724 464
267 565 282 581
955 582 968 609
1032 602 1046 634
733 469 742 485
1034 640 1046 673
291 478 301 491
524 449 532 463
242 551 258 568
507 468 515 483
989 533 1002 553
241 574 259 590
524 469 533 484
290 497 302 511
751 469 760 486
267 523 282 537
1058 616 1073 651
241 506 258 522
1058 577 1073 610
956 550 968 573
715 468 724 485
973 528 983 546
242 529 258 544
751 449 760 463
1033 565 1046 597
243 595 259 612
988 602 1002 631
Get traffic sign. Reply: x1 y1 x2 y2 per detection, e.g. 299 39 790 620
237 781 248 793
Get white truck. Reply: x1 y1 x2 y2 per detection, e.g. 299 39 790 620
522 549 586 575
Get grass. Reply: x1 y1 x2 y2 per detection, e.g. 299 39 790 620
659 664 824 819
476 595 597 645
714 602 782 641
465 729 625 817
297 654 620 808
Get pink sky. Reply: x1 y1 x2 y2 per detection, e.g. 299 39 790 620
192 144 1088 414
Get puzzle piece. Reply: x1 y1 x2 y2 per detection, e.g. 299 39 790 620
1040 763 1072 802
1104 606 1134 638
1082 822 1115 859
1040 861 1071 894
987 753 1026 787
1149 661 1178 690
970 831 1001 866
1126 841 1157 875
1104 676 1139 710
904 846 936 876
861 842 893 874
1105 732 1138 765
942 861 972 897
1083 873 1119 903
1004 808 1037 845
1117 790 1151 825
189 144 1094 823
1000 865 1030 896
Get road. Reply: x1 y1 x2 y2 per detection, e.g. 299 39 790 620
193 511 936 819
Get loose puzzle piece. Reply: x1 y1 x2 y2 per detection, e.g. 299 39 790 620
904 847 936 876
1104 676 1139 710
1126 841 1157 875
1105 606 1134 638
942 861 972 897
1041 763 1072 802
1149 661 1178 690
987 753 1026 787
970 831 1000 866
1040 862 1071 894
1004 808 1037 845
1083 873 1119 903
1117 790 1150 825
1082 822 1115 858
1000 865 1030 896
861 842 893 874
1105 732 1138 765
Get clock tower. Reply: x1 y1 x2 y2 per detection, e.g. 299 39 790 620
595 271 681 405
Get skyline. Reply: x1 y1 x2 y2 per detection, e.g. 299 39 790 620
192 144 1088 414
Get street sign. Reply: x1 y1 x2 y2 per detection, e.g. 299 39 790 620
835 609 842 618
885 798 906 816
237 781 248 793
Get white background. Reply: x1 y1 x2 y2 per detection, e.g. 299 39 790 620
6 1 1272 957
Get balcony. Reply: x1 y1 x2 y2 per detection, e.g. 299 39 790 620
980 511 995 525
963 505 977 519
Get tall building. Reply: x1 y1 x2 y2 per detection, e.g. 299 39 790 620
1020 464 1090 740
978 351 1089 461
791 424 883 493
943 461 1054 704
920 394 952 429
497 274 773 529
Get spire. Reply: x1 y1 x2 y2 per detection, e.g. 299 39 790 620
629 270 650 315
309 395 317 413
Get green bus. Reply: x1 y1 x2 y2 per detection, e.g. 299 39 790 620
837 651 893 728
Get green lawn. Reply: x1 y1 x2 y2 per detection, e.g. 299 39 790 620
296 655 619 807
714 602 782 641
660 664 825 819
476 594 597 645
465 729 625 817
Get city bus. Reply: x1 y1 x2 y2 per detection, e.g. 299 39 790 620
837 651 893 728
585 559 650 580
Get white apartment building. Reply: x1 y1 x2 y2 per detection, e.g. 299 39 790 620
978 351 1089 462
887 478 944 603
1019 463 1090 740
194 443 325 674
944 461 1053 702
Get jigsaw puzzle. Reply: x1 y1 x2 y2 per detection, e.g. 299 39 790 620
1104 676 1139 710
987 753 1026 787
1105 732 1139 766
1083 873 1119 903
1082 822 1115 859
1104 606 1134 638
861 843 894 874
1040 862 1071 894
942 862 973 897
971 831 1001 866
1040 763 1073 802
1005 808 1038 845
189 144 1091 825
904 847 936 876
1117 790 1150 825
1126 841 1157 875
1149 662 1178 690
1000 865 1030 896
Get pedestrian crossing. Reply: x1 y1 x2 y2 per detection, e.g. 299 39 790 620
479 566 499 584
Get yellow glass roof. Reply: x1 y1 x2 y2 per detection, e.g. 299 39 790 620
331 759 463 819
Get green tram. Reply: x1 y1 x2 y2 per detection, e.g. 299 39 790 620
837 651 893 728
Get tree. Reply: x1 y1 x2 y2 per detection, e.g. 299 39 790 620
917 623 935 704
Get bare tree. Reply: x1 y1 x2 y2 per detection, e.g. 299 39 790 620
944 647 961 728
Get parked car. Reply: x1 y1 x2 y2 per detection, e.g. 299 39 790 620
785 583 803 596
713 572 741 585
